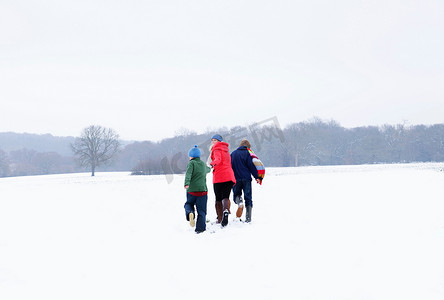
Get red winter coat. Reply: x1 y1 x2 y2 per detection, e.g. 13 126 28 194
210 142 236 184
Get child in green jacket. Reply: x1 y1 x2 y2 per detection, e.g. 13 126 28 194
184 145 211 233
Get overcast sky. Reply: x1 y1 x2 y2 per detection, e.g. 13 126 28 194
1 0 443 141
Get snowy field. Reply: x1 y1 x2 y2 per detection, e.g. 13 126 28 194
1 163 444 300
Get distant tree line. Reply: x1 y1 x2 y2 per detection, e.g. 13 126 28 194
270 119 444 167
1 119 444 178
0 148 81 177
125 119 444 175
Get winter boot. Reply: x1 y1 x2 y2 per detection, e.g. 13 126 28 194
235 196 244 218
222 198 231 213
222 210 229 227
245 206 252 223
215 201 223 223
189 212 195 227
221 198 230 227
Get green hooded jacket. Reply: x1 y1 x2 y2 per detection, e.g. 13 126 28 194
184 157 211 193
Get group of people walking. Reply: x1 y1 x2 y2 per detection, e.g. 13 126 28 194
184 134 264 234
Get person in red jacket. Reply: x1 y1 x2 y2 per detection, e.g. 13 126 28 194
210 134 236 227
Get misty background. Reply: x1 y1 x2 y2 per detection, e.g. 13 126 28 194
1 118 444 178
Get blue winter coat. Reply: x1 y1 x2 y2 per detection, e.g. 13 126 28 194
230 146 259 181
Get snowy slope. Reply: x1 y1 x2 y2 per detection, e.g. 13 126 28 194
1 164 444 300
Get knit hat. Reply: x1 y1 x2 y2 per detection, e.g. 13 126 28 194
188 145 201 158
211 134 223 142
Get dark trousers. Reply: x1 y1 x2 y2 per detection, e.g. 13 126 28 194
213 181 234 202
184 192 208 232
232 179 253 207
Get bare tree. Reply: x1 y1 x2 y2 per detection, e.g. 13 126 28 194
71 125 120 176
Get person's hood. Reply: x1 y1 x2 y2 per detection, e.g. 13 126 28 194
213 142 230 152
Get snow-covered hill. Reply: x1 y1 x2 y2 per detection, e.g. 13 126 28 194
1 163 444 299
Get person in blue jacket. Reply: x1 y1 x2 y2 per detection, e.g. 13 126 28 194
230 139 261 222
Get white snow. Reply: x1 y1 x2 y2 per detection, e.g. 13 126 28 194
1 163 444 299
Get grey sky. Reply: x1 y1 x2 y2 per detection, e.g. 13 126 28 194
1 0 443 141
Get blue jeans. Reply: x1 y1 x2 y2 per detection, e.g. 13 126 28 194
232 179 253 207
184 192 208 232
